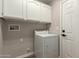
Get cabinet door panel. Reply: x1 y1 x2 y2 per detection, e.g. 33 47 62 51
27 0 40 21
41 3 51 22
3 0 23 18
0 0 2 17
23 0 27 19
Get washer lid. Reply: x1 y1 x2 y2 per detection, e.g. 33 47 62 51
36 33 58 37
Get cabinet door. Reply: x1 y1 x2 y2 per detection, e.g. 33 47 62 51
23 0 27 19
27 0 40 21
40 3 51 22
3 0 23 18
0 0 2 17
44 37 58 58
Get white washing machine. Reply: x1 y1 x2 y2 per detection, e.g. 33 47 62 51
34 31 59 58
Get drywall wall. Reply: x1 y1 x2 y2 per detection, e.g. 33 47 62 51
2 20 48 57
49 0 60 34
49 0 60 57
0 19 3 57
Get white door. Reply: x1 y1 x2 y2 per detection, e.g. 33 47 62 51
71 0 79 57
0 0 2 17
61 0 74 58
61 0 79 58
40 3 51 22
27 0 40 21
3 0 23 18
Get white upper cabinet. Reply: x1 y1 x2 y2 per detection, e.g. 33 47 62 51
23 0 52 22
2 0 51 22
0 0 2 17
3 0 23 18
26 0 41 21
40 3 52 22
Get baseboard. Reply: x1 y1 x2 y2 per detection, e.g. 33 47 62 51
16 52 34 58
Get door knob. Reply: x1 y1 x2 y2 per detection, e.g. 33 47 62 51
61 34 66 37
62 30 65 33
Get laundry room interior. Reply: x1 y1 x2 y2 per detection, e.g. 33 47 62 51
0 0 79 58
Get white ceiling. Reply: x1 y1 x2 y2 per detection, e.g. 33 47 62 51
37 0 53 5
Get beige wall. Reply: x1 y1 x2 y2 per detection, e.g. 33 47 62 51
49 0 60 57
2 20 48 57
0 19 3 57
49 0 60 34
